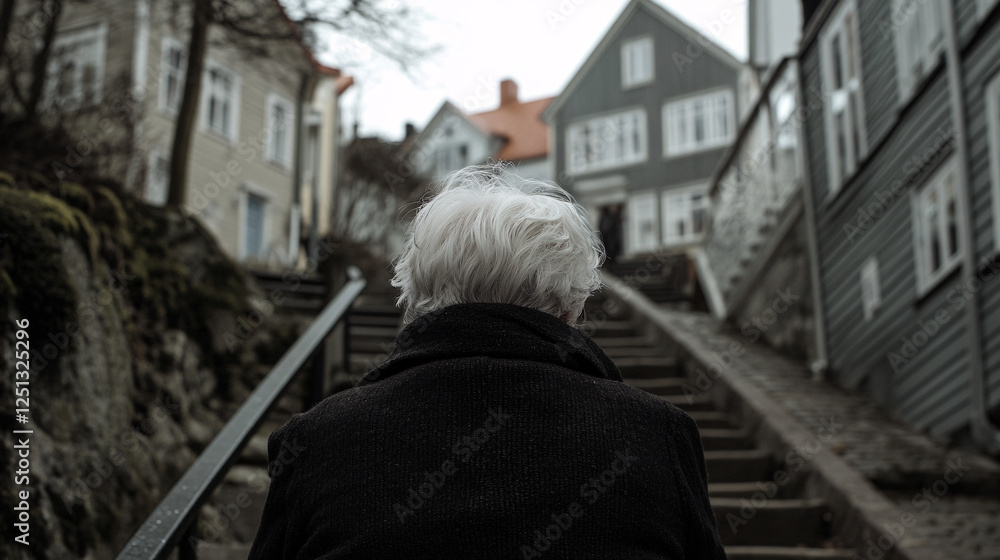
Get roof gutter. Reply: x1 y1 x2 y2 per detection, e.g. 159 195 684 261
942 0 1000 452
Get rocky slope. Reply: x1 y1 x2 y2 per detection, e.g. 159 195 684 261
0 170 302 559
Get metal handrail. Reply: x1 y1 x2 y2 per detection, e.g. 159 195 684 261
115 275 367 560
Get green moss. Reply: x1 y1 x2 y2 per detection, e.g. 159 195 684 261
0 187 78 338
57 182 95 214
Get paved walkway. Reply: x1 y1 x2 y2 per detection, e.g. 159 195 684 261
650 307 1000 560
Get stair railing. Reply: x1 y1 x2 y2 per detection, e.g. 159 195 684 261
114 274 367 560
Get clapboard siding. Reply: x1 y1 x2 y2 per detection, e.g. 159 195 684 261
856 0 898 147
803 0 973 433
551 1 738 192
956 0 983 44
961 4 1000 420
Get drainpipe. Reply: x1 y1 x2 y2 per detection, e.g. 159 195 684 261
292 71 310 269
793 58 829 378
942 1 1000 452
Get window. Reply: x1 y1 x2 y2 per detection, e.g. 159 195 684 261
240 186 271 262
661 187 709 245
663 89 735 157
567 108 647 174
628 191 659 253
266 94 294 166
987 74 1000 250
860 256 881 321
146 153 169 206
434 144 468 175
622 36 654 88
201 62 240 142
892 0 944 100
820 0 867 194
45 23 107 110
159 38 186 113
911 158 962 294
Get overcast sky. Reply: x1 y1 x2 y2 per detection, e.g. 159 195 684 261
321 0 748 141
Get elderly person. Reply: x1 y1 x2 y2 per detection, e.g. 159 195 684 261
248 165 725 559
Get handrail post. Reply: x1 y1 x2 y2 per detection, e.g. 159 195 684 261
178 524 197 560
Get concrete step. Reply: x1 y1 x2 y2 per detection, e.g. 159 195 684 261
349 338 397 354
704 449 772 483
698 428 755 451
197 542 253 560
347 314 401 328
349 325 400 339
623 377 689 396
350 303 402 316
687 411 736 430
592 335 657 348
583 319 641 338
660 394 716 413
712 498 830 547
724 546 856 559
708 481 794 499
614 356 679 378
603 345 669 358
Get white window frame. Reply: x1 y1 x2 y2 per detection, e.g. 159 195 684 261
237 183 273 262
566 108 648 174
910 157 963 296
820 0 868 196
987 73 1000 251
860 256 882 321
266 93 295 167
145 151 170 206
628 191 660 254
158 37 186 114
891 0 945 102
200 60 241 144
621 35 654 89
45 22 108 110
660 185 709 246
662 88 736 158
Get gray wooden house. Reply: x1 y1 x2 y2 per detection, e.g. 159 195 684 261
541 0 745 257
799 0 1000 451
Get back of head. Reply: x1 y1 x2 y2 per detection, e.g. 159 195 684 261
391 164 605 326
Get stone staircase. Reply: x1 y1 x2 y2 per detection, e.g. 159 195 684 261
194 289 858 559
584 291 856 559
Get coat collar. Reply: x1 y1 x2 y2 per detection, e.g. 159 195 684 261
357 303 622 386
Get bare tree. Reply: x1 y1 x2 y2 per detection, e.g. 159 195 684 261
333 136 427 250
165 0 435 209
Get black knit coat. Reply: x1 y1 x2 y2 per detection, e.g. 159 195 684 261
248 302 727 559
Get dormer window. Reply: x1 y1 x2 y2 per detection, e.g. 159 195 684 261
622 36 654 89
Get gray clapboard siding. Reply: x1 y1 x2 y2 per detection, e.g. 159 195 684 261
856 0 898 147
802 0 973 435
960 1 1000 417
956 0 982 44
552 2 738 192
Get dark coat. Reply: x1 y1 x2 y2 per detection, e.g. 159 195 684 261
248 302 726 560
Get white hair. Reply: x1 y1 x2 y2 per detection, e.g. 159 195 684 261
391 164 605 326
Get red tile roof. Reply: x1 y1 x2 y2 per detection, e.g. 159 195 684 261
469 96 554 162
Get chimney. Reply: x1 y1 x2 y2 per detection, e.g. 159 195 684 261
404 122 417 139
500 79 518 107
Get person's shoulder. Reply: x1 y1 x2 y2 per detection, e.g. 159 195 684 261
571 374 700 430
268 383 380 443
